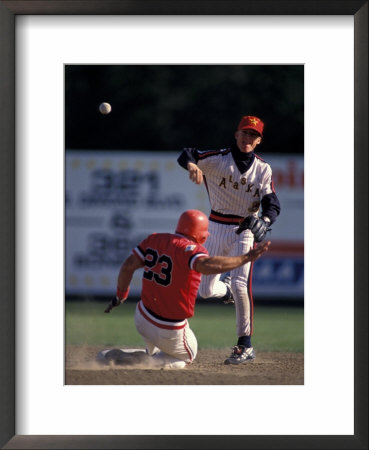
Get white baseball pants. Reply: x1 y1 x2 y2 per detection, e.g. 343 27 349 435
134 301 197 369
198 220 254 336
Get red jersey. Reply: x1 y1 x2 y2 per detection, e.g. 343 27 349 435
132 233 208 320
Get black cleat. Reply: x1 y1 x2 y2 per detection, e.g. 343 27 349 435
222 276 235 304
97 348 149 366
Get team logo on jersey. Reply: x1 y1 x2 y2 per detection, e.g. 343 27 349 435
185 245 196 252
218 175 260 197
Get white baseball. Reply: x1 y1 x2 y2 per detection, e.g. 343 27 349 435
99 102 112 114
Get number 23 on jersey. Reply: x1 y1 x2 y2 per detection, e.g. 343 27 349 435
143 248 173 287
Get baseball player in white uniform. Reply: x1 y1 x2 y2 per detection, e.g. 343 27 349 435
177 116 281 364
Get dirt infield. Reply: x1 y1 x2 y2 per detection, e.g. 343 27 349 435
66 345 304 385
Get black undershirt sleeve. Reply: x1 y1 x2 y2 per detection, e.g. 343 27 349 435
261 193 281 224
177 148 199 170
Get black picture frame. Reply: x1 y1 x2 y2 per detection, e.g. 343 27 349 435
0 1 367 449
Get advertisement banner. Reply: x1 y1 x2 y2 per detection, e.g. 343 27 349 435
66 151 303 299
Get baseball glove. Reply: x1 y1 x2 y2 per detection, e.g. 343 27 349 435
236 216 271 242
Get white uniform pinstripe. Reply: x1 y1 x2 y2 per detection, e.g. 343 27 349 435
196 149 275 337
198 221 255 336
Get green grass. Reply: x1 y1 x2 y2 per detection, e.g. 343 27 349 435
66 300 304 353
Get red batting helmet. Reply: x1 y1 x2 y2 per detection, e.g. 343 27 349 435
175 210 209 244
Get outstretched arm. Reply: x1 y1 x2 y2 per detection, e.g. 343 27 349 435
194 241 271 275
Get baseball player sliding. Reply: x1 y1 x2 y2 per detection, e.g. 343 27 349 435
103 210 270 369
177 116 281 364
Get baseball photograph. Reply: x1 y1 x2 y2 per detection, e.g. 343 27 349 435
65 64 304 385
2 8 361 448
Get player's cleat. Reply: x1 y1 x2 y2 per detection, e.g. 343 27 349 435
224 345 255 365
96 348 149 366
222 275 234 304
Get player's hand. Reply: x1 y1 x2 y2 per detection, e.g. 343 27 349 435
105 286 130 313
187 162 203 184
104 297 121 313
246 241 271 261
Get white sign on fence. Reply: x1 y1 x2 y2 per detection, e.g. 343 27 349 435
66 151 303 298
